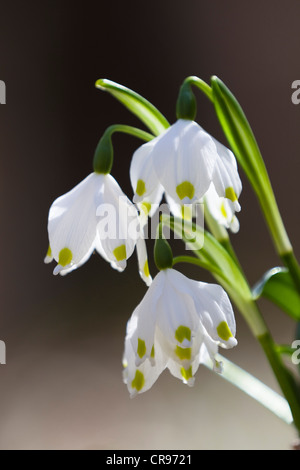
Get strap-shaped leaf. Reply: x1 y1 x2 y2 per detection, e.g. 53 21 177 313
162 215 251 300
252 267 300 321
211 76 291 256
204 353 293 425
95 79 170 136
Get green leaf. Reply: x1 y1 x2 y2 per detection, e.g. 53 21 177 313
95 79 170 136
161 215 251 300
252 267 300 320
211 76 291 256
211 76 269 193
204 353 293 425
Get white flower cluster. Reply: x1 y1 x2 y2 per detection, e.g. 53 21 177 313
45 117 241 394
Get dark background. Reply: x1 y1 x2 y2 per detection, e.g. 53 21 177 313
0 0 299 449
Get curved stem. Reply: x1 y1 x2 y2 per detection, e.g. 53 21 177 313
204 353 293 425
172 255 228 283
282 251 300 294
183 76 213 102
93 124 155 173
103 124 155 143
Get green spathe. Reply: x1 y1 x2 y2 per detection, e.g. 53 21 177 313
93 133 113 175
176 81 197 121
154 237 173 271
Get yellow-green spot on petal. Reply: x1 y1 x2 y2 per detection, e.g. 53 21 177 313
176 181 195 201
150 345 155 358
46 245 52 258
220 201 227 219
225 186 238 202
131 370 145 391
175 326 191 343
217 321 233 342
113 244 127 261
143 260 150 278
140 202 151 215
58 247 73 267
181 366 193 381
175 346 192 361
136 179 146 197
137 338 146 359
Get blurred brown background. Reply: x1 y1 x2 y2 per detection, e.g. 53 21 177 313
0 0 299 450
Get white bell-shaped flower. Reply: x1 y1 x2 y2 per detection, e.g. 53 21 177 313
204 184 240 233
130 119 242 226
123 268 237 397
46 172 139 275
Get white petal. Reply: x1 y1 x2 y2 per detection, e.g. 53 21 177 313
210 137 242 207
48 172 104 271
204 184 239 231
165 193 194 221
130 137 164 206
136 235 152 286
123 335 167 397
96 175 139 270
127 271 166 367
188 280 237 349
58 241 97 276
151 120 217 204
229 215 240 234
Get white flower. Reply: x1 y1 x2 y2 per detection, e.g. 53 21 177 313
122 268 237 397
130 119 242 224
204 184 240 233
46 172 139 275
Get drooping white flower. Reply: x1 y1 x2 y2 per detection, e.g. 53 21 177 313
130 119 216 210
130 119 242 227
122 268 237 397
204 184 240 233
46 172 139 275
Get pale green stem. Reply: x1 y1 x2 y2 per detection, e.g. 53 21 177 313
103 124 155 143
172 255 228 284
204 353 293 425
183 76 213 102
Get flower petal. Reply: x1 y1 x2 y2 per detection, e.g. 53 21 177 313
48 172 104 273
188 280 237 348
127 271 166 367
151 120 217 204
123 335 167 397
96 175 139 271
130 137 164 208
204 184 240 232
210 137 242 210
136 234 152 286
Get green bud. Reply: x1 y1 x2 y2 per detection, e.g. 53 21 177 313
176 82 197 121
154 235 173 271
93 132 113 174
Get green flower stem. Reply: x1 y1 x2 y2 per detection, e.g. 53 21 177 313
182 76 213 103
281 251 300 294
93 124 154 174
202 199 242 268
258 332 300 433
102 124 154 143
172 255 228 284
